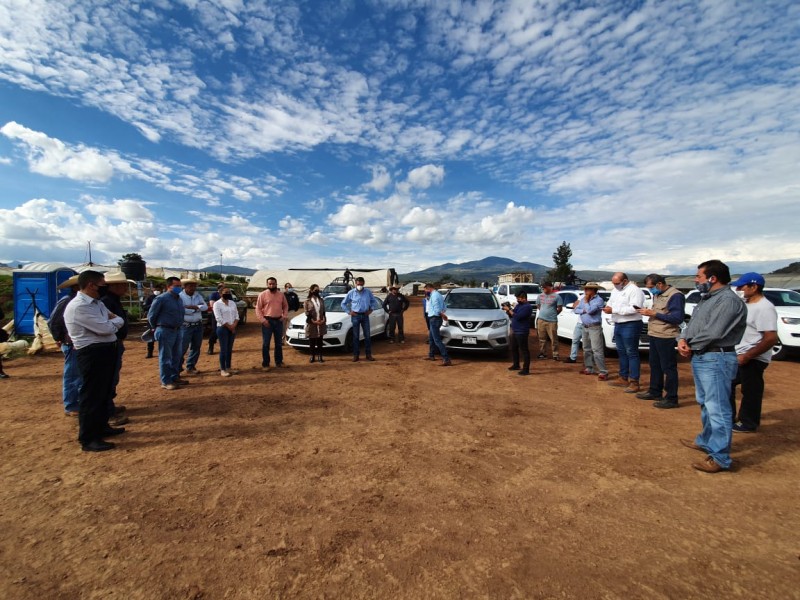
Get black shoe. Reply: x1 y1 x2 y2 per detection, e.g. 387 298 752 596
102 426 126 436
352 357 360 362
310 355 316 363
508 365 520 371
317 355 324 363
564 358 577 363
441 359 452 367
653 400 679 409
0 372 10 378
145 353 153 359
518 370 530 376
537 353 546 359
366 356 375 361
82 440 115 452
636 391 661 400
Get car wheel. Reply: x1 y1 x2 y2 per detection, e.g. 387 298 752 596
771 342 788 361
239 309 247 324
344 330 353 353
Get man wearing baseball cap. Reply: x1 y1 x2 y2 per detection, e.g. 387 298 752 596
728 272 778 433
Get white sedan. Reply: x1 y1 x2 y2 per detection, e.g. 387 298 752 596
286 294 387 352
538 289 654 351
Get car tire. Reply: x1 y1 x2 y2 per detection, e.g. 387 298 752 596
344 330 353 353
239 309 247 325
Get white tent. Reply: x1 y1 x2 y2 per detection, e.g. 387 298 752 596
247 268 397 298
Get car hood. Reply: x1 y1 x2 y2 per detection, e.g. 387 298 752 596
776 305 800 317
446 308 507 321
290 310 350 326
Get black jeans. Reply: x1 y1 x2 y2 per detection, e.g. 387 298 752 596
510 332 530 371
387 312 405 340
76 342 117 445
730 359 768 429
647 336 679 401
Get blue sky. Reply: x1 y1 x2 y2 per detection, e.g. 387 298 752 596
1 0 799 274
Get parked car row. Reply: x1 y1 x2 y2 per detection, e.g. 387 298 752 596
281 285 799 361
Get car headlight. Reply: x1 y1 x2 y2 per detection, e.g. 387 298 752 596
491 319 508 329
781 317 800 325
330 322 343 331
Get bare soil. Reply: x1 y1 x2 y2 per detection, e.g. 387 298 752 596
1 297 798 599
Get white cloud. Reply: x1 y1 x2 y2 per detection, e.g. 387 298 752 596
85 198 154 221
363 165 391 192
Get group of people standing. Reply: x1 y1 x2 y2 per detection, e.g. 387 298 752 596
505 261 778 473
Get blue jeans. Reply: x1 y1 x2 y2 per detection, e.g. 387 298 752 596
648 336 679 401
691 351 738 469
155 326 182 385
217 326 235 371
614 321 642 380
428 316 449 361
180 324 203 371
570 322 583 360
261 318 283 366
61 344 81 413
351 313 372 358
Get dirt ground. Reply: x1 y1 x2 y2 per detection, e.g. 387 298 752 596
1 297 798 599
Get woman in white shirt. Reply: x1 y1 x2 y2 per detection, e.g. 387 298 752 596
304 284 327 363
212 287 239 376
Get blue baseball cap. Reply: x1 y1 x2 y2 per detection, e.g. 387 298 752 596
730 272 765 287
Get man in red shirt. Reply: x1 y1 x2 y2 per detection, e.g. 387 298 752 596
255 277 289 369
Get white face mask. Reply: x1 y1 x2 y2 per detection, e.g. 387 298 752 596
356 285 364 291
735 290 745 299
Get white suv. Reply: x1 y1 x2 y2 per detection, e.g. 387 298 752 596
685 288 800 360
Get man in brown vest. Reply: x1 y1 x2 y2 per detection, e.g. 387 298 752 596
636 274 686 409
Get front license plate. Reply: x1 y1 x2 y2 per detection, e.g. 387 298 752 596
463 336 477 345
297 332 305 339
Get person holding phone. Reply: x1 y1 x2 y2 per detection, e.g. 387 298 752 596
603 272 646 393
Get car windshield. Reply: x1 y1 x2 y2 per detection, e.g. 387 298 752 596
446 292 499 310
763 289 800 307
509 284 541 295
324 297 346 312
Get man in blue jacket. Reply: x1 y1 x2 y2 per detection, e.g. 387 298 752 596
147 277 187 390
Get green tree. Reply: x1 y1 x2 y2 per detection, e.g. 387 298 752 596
548 241 573 283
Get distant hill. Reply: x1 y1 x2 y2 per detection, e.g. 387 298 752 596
400 256 552 284
199 264 257 276
771 261 800 274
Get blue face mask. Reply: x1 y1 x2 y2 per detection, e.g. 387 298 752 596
171 286 183 295
650 287 662 295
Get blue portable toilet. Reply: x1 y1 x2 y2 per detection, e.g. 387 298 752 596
12 263 77 335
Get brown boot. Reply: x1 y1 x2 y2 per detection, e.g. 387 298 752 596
608 375 629 387
624 379 640 394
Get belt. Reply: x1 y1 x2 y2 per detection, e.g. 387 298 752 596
182 322 202 327
353 311 368 315
695 345 735 354
157 324 180 330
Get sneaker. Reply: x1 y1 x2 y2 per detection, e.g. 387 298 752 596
400 340 405 344
161 383 177 390
220 370 232 377
732 422 756 433
565 357 577 363
653 400 679 409
537 353 546 359
186 368 199 375
597 373 609 381
388 338 395 344
109 414 129 426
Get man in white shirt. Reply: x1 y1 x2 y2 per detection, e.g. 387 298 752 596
64 270 125 452
729 272 778 433
603 272 646 393
179 278 208 375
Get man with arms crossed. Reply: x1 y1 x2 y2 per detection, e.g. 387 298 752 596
728 272 778 433
536 281 563 360
573 282 608 380
678 260 746 473
636 274 685 409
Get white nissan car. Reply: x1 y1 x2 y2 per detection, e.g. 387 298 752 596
285 294 387 352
